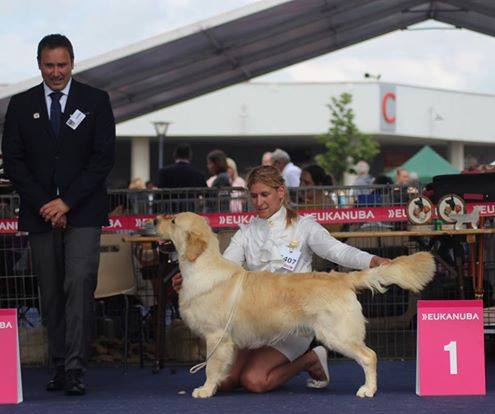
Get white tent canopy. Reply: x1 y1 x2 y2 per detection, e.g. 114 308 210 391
2 0 495 128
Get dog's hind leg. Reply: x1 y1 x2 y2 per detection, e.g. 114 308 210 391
192 333 236 398
314 325 377 398
344 343 377 398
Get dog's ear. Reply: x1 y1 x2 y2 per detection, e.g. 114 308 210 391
185 231 207 262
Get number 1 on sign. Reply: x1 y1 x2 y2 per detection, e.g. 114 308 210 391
444 341 458 375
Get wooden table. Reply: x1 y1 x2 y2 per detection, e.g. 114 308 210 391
330 228 495 239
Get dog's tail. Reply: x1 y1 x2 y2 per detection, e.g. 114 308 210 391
349 252 435 294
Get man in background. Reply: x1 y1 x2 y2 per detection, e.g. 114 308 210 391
157 143 206 188
393 168 411 203
352 160 374 196
395 168 410 186
271 148 301 187
261 151 272 166
158 143 207 213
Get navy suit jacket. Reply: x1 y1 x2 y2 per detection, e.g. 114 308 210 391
158 161 207 188
1 79 115 232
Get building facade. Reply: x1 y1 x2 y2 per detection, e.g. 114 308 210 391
111 81 495 188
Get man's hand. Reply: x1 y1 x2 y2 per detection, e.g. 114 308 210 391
370 256 392 268
171 273 183 292
52 214 67 229
40 198 70 223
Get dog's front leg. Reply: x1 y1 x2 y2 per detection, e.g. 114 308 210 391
192 333 236 398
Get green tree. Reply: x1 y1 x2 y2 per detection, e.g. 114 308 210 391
315 92 379 184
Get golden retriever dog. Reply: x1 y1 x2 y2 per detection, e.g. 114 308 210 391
155 213 435 399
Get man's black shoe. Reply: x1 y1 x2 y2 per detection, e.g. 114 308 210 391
46 366 65 391
65 369 85 396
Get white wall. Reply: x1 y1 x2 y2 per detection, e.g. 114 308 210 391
395 84 495 143
116 81 495 145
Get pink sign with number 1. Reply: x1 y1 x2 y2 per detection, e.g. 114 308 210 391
416 300 485 396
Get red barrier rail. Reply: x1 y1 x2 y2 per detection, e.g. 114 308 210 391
1 202 494 233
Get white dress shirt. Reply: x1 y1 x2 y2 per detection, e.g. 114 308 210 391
43 78 72 118
282 162 301 187
223 206 373 272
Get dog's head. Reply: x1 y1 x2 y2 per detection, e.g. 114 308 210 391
155 212 214 262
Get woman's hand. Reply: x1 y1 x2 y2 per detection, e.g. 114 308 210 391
370 256 392 268
171 273 183 292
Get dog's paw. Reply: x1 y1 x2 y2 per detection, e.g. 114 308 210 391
356 385 376 398
192 385 216 398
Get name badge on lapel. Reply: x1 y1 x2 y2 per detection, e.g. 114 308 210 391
66 109 86 130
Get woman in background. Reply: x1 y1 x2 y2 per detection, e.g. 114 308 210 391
298 164 335 208
206 150 230 188
227 157 246 212
206 150 231 211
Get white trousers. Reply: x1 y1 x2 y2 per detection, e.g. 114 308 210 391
271 333 313 361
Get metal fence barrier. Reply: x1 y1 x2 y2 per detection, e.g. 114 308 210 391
106 183 421 216
1 185 493 365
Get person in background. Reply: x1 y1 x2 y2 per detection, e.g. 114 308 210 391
206 149 230 188
462 156 482 174
299 164 335 208
172 165 390 394
261 151 273 166
353 161 373 186
128 177 145 190
393 168 411 204
157 143 206 213
352 161 374 196
408 171 419 186
408 171 420 194
227 157 246 188
2 34 115 395
145 180 157 190
271 148 301 187
206 149 230 212
227 157 247 213
158 143 206 189
395 168 410 186
128 177 147 214
366 175 393 206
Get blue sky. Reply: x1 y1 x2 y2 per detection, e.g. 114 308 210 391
2 0 495 94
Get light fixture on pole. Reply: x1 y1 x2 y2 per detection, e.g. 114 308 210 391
152 121 171 170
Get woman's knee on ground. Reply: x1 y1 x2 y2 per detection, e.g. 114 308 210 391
240 369 271 393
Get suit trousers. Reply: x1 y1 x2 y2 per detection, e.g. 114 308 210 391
29 226 101 371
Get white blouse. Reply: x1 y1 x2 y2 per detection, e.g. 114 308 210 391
223 207 373 272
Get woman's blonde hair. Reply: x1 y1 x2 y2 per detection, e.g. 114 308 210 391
226 157 238 180
246 165 298 227
128 177 145 190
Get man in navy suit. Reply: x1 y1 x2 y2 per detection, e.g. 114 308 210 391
158 143 206 188
157 143 206 212
2 34 115 395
